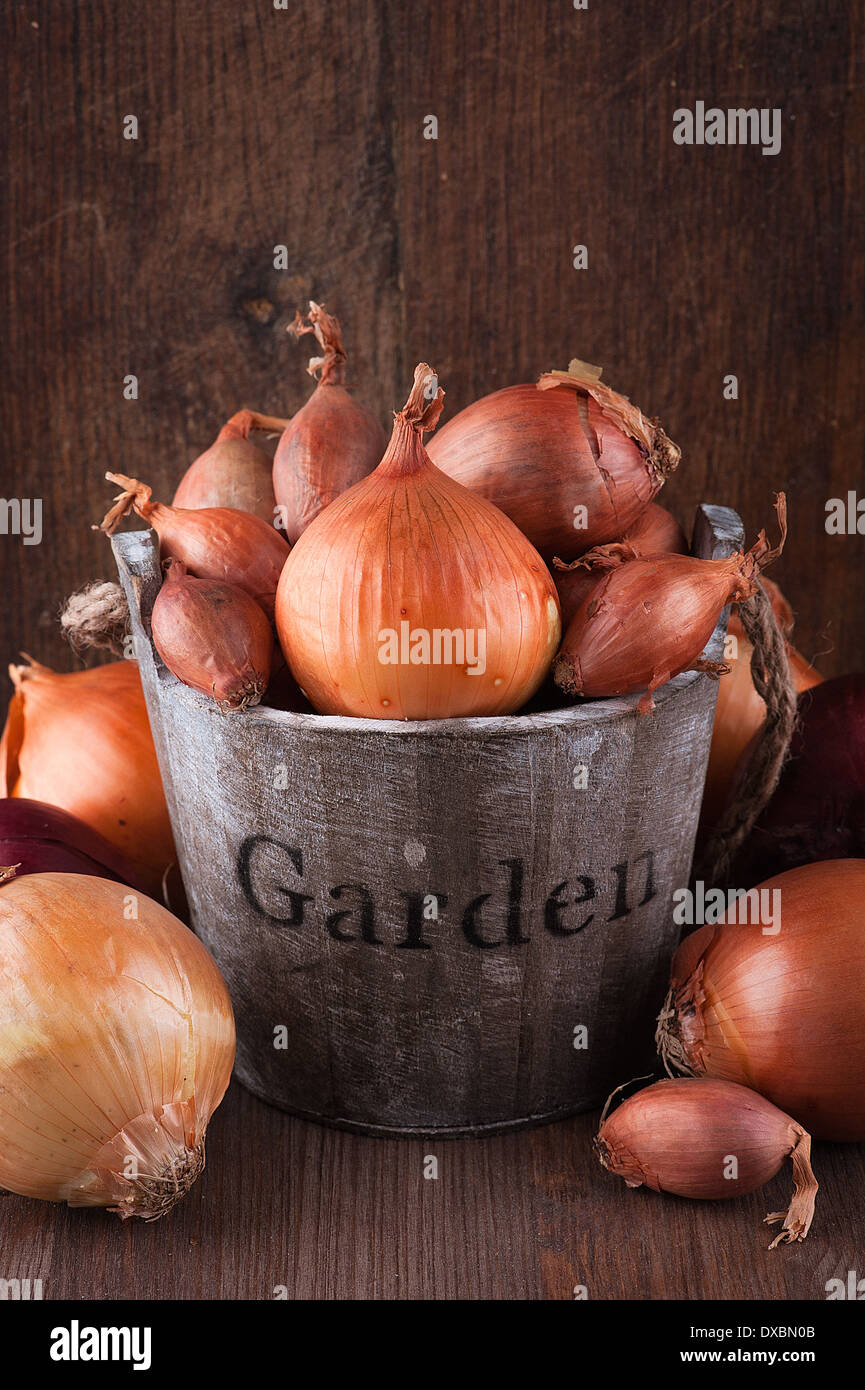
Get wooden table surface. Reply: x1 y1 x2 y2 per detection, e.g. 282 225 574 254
1 1080 861 1300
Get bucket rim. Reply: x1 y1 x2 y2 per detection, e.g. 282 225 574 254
111 502 744 739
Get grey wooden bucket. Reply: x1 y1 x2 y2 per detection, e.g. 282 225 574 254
113 503 742 1137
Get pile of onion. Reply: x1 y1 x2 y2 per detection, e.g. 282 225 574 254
0 657 175 898
553 495 787 713
596 1077 817 1246
428 358 681 560
96 475 290 621
0 871 235 1217
656 859 865 1140
151 559 274 711
275 364 562 719
273 302 386 543
173 408 290 522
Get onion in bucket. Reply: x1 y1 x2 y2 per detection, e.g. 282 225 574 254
276 364 561 719
428 359 680 560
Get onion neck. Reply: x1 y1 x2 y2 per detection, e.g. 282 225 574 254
739 493 788 587
217 410 291 443
290 301 348 386
97 474 157 534
375 415 431 479
765 1129 818 1247
374 363 445 480
8 654 52 693
317 360 346 387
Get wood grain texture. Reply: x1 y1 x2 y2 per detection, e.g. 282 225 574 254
2 0 864 1299
2 1 863 677
1 1084 861 1300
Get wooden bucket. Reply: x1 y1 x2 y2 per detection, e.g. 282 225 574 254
113 504 742 1137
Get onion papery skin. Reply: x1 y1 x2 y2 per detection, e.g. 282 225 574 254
98 476 290 622
276 365 562 720
0 798 150 892
596 1077 817 1244
554 494 786 712
620 502 688 557
701 636 823 830
553 554 744 710
427 371 680 561
152 560 274 711
173 410 289 523
553 564 606 633
728 676 865 884
273 386 386 544
273 301 386 543
1 659 175 899
0 873 235 1217
657 859 865 1140
553 501 688 630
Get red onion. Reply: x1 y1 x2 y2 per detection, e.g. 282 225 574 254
730 675 865 885
0 799 150 892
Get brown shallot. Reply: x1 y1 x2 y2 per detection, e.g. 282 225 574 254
273 302 386 542
553 501 688 630
554 495 787 713
173 409 289 522
428 358 680 560
151 559 274 710
96 474 290 621
596 1077 817 1247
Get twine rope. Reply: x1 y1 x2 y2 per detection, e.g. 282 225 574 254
696 581 798 887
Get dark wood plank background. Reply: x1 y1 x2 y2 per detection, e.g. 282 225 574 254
1 0 863 1299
